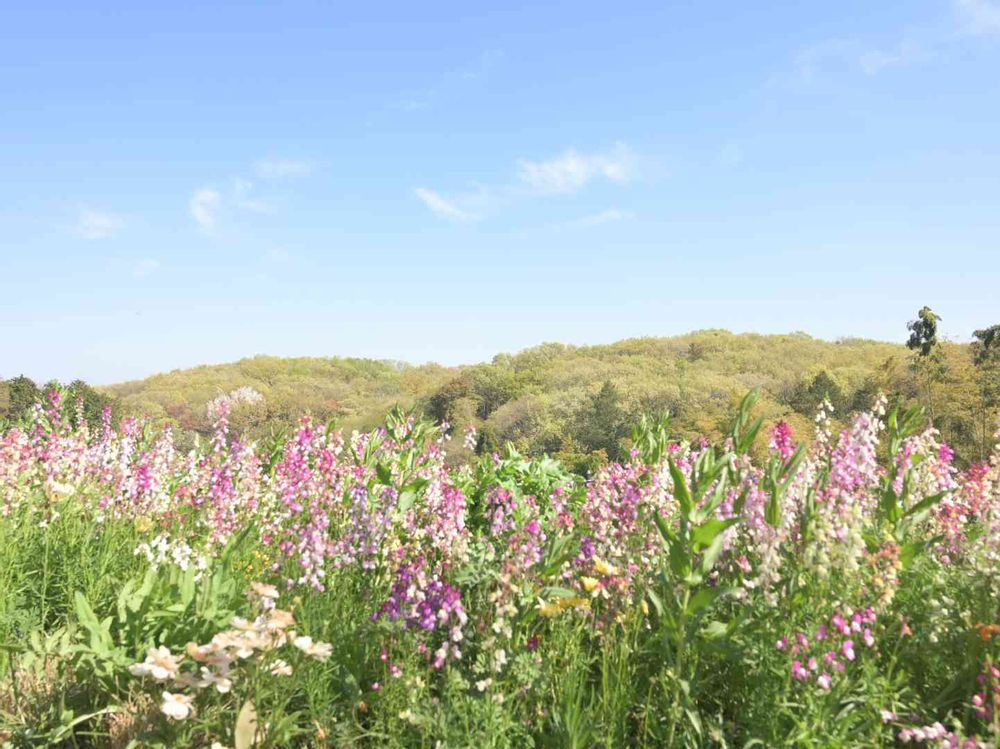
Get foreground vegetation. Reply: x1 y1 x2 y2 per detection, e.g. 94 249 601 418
2 381 1000 747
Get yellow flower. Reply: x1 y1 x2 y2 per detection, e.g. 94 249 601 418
593 558 619 577
134 516 154 533
536 599 562 618
581 576 601 593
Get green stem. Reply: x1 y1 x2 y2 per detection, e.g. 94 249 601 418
666 587 692 748
40 524 52 628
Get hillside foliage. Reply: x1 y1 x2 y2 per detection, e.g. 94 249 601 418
5 323 1000 471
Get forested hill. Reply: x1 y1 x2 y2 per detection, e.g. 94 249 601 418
77 330 990 469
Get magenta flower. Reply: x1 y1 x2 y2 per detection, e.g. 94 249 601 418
842 640 855 661
791 660 809 682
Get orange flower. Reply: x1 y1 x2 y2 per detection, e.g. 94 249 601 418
976 623 1000 642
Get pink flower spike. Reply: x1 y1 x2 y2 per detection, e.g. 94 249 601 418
791 660 809 682
816 673 832 690
842 640 856 661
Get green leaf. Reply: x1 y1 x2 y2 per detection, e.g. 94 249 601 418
764 489 782 528
74 591 100 631
646 589 665 618
700 620 730 640
653 512 675 547
178 567 196 608
899 539 930 568
668 460 693 518
736 415 764 454
668 537 692 580
691 518 739 548
698 532 728 576
542 586 579 599
375 463 392 485
396 490 417 514
903 491 947 519
686 586 735 616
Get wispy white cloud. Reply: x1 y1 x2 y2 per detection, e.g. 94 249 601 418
566 208 635 227
956 0 1000 35
190 188 221 230
517 143 635 194
133 258 160 278
254 158 314 179
783 36 927 84
790 38 857 81
76 208 123 240
414 187 481 222
232 178 274 214
782 3 998 86
859 40 922 74
413 143 636 223
394 50 503 112
191 159 308 232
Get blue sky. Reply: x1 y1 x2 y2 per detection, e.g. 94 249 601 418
2 0 999 384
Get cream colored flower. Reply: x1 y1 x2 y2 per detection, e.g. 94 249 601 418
266 609 295 631
197 666 232 693
160 691 194 720
45 479 76 499
230 615 263 632
250 582 279 600
185 641 232 669
269 658 293 676
128 646 181 682
293 635 333 661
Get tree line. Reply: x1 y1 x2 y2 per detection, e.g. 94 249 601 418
5 309 999 470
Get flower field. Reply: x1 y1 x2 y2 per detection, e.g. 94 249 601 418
2 389 1000 748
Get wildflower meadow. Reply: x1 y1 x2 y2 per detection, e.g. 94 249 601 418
2 387 1000 748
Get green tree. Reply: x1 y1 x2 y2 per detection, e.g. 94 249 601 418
470 366 521 419
972 324 1000 366
787 370 848 417
66 379 116 429
576 380 628 460
425 373 474 425
6 375 41 420
906 307 947 423
906 306 941 356
971 324 1000 459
